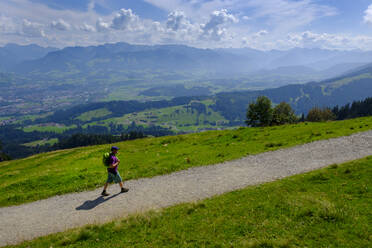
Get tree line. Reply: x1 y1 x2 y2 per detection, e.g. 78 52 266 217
0 140 11 161
0 122 174 160
332 97 372 120
245 96 372 127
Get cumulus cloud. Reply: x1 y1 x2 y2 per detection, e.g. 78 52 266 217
364 4 372 24
285 31 372 50
111 8 139 30
242 30 270 49
79 23 95 32
254 30 268 38
166 11 189 31
1 0 370 50
22 19 45 37
51 19 71 31
201 9 238 41
96 18 110 32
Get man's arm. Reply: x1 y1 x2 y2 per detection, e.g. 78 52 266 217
109 161 119 168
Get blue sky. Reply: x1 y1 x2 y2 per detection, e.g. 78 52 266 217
1 0 372 50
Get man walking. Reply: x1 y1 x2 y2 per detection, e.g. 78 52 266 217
101 146 129 196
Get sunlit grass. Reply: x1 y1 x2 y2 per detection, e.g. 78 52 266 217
1 116 372 207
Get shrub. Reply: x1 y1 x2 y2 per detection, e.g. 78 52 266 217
272 102 298 125
306 107 336 122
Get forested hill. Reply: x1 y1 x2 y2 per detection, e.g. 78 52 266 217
212 63 372 121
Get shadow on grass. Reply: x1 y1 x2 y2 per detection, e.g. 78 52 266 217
76 193 121 210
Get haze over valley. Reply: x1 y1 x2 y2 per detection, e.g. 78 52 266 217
0 42 370 117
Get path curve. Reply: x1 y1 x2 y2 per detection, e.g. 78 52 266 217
1 131 372 246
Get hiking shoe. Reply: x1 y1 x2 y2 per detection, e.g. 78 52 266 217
121 188 129 193
101 191 109 196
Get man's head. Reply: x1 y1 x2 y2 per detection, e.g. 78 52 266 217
111 146 119 154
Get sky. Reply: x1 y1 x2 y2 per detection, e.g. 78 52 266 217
1 0 372 50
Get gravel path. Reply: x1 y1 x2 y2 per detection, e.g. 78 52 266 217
1 131 372 246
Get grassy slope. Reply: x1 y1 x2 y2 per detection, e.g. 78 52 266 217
82 102 227 132
23 138 59 147
7 156 372 248
1 117 372 207
22 124 77 133
75 108 112 122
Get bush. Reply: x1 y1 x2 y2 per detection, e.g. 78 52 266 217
307 107 336 122
272 102 298 125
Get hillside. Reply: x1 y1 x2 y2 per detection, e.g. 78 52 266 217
212 63 372 121
0 43 58 72
1 116 372 207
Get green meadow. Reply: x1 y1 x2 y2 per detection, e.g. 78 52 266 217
75 108 112 122
22 124 77 133
1 117 372 207
7 156 372 248
22 138 59 147
81 102 228 132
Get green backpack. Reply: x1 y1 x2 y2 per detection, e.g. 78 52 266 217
102 152 111 167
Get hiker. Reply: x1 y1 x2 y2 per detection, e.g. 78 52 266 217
101 146 129 196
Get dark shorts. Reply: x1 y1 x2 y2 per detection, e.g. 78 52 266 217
106 172 122 183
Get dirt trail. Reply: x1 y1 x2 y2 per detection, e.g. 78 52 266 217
1 131 372 246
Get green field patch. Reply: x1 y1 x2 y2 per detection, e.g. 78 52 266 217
23 138 59 147
22 124 76 133
8 157 372 248
75 108 112 122
1 117 372 207
85 103 228 132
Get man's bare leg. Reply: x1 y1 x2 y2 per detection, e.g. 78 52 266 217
101 183 109 196
120 182 129 193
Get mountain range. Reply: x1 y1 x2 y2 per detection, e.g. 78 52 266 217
1 42 372 119
1 42 371 80
0 43 58 71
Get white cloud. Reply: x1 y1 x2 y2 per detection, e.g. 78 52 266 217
364 4 372 24
201 9 238 41
51 19 71 31
22 19 45 37
166 11 189 31
1 0 371 50
203 9 238 31
111 8 140 30
79 23 95 32
96 18 110 32
285 31 372 51
242 30 270 49
254 30 268 38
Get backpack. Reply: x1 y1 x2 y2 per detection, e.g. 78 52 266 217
102 152 111 167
